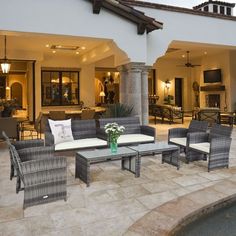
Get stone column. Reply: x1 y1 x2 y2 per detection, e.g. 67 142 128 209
141 68 149 125
117 65 128 104
117 62 149 125
126 63 144 123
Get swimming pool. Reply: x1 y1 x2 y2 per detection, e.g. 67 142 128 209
175 201 236 236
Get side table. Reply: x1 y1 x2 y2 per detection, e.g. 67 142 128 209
128 141 180 172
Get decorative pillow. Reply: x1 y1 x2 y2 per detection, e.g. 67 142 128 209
48 119 74 145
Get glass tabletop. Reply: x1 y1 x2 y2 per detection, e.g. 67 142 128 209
76 146 137 160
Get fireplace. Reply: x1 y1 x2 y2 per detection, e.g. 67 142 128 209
206 94 220 108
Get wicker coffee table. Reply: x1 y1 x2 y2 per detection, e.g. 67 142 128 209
75 147 139 186
128 142 180 174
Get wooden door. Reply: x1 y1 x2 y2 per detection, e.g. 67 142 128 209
175 78 183 107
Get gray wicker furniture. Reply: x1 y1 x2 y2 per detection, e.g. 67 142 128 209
128 142 180 170
45 119 107 151
2 131 44 181
97 117 155 145
187 123 232 171
3 132 67 209
168 120 208 154
75 147 139 186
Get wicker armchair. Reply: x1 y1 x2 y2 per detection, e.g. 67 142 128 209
168 120 208 150
4 133 67 209
2 131 44 181
187 124 232 171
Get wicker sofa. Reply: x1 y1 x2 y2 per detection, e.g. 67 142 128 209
149 104 184 124
45 119 107 151
97 117 155 145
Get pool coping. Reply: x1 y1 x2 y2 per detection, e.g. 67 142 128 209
125 178 236 236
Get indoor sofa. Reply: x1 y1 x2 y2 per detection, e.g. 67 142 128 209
45 119 107 151
97 117 155 145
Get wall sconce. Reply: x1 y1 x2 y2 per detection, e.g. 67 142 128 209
165 79 171 89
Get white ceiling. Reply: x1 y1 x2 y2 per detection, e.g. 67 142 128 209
164 40 236 60
1 31 236 63
0 32 109 59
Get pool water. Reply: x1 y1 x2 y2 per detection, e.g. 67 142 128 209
175 201 236 236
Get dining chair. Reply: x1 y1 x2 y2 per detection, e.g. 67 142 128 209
49 111 66 120
80 109 95 120
0 117 19 140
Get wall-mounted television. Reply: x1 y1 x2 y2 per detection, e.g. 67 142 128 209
204 69 222 83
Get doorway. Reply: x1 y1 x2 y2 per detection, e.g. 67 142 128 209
11 82 23 107
175 78 183 107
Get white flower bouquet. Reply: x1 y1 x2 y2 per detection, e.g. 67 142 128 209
104 122 125 143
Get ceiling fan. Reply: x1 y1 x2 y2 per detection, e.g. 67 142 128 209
177 51 201 68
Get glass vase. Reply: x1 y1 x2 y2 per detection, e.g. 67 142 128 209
110 140 118 153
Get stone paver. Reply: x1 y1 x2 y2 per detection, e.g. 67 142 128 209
0 119 236 235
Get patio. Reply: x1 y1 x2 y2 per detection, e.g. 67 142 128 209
0 118 236 236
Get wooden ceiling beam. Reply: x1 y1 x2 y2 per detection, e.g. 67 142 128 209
93 0 103 14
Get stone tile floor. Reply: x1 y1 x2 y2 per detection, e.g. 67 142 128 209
0 118 236 236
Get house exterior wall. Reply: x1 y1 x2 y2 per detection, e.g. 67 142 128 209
199 52 230 110
155 52 233 111
134 6 236 65
1 1 236 119
229 51 236 111
0 0 147 64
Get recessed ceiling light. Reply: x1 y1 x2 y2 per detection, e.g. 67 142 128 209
182 55 185 58
76 51 79 55
45 44 50 48
52 50 56 54
204 51 207 55
51 45 79 50
81 46 86 50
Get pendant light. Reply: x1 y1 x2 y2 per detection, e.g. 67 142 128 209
1 36 11 73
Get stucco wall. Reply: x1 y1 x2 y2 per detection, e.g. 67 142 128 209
229 51 236 111
135 6 236 65
155 51 233 111
199 52 230 110
155 57 200 110
0 0 147 63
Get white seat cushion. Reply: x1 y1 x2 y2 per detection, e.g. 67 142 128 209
189 142 210 154
169 138 187 147
55 138 107 151
117 134 154 144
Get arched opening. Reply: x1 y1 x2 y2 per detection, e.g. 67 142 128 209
11 82 23 108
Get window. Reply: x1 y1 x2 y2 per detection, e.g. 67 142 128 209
204 6 209 12
227 7 231 15
220 6 225 14
213 5 218 13
41 70 79 106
